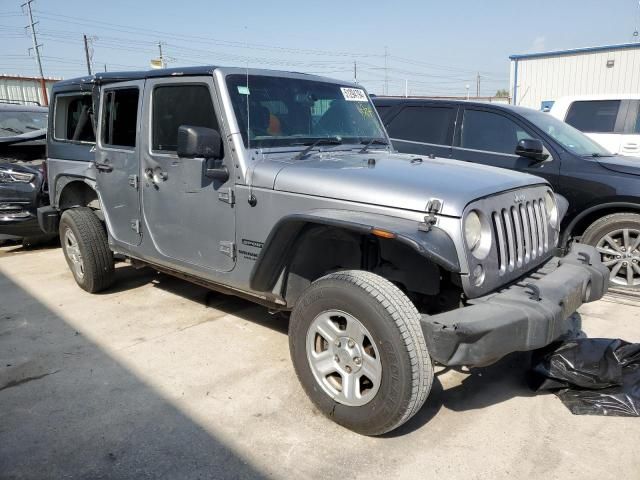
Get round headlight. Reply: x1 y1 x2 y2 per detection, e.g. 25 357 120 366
464 211 482 251
545 191 559 228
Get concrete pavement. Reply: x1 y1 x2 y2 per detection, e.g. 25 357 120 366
1 245 639 479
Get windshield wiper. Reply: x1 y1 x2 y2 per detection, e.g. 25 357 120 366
0 126 25 135
359 138 389 153
294 137 342 160
590 152 613 158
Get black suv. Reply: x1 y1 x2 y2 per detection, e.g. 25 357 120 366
373 97 640 289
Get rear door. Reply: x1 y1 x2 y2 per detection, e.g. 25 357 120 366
384 103 456 157
619 100 640 156
452 106 560 187
95 81 143 246
564 100 623 154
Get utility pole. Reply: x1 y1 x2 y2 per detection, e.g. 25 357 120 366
353 60 357 84
83 34 92 75
476 72 480 97
405 79 408 98
22 0 47 105
158 41 165 68
384 46 389 95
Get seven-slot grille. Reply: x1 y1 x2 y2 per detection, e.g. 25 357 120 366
491 199 549 275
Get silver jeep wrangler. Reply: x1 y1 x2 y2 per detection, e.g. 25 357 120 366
38 66 609 435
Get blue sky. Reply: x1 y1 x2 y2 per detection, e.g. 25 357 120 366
1 0 639 96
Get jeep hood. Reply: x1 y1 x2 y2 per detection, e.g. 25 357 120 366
252 150 546 217
595 155 640 176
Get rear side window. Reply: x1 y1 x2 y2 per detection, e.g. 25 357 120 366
386 106 455 145
152 84 218 152
102 88 139 148
565 100 620 133
53 93 95 143
461 109 532 155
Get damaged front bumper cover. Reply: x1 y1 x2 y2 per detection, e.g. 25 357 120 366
422 244 609 367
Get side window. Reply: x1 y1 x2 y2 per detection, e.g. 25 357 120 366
565 100 620 133
386 106 455 145
102 88 139 148
374 105 391 120
152 84 218 152
53 94 95 143
461 109 532 155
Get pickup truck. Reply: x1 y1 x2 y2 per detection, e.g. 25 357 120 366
38 66 609 435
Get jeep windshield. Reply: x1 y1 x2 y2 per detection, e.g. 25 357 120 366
226 74 386 149
520 109 612 157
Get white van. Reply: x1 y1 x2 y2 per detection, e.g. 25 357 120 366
550 95 640 157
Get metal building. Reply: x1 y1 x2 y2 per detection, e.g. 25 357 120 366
509 43 640 109
0 75 60 106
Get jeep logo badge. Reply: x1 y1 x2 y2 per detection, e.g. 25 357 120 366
514 193 526 203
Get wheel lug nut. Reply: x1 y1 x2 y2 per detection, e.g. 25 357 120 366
345 365 352 373
347 339 355 348
354 357 362 365
617 255 622 259
334 355 340 363
623 262 628 266
335 340 341 348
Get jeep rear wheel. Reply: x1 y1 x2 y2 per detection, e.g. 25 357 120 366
289 270 433 435
582 213 640 288
59 207 114 293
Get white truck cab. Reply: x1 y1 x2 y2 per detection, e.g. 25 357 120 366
550 95 640 157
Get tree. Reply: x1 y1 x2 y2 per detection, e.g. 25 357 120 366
495 89 510 98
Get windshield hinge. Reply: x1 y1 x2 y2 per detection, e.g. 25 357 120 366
218 188 235 205
219 241 236 260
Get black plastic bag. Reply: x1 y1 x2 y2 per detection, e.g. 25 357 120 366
532 338 640 417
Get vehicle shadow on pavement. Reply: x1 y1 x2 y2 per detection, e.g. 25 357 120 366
107 264 290 335
0 270 267 479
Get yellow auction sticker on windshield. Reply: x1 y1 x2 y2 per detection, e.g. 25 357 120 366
340 87 368 102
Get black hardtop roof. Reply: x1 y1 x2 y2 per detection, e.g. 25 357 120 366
371 96 536 114
53 65 218 90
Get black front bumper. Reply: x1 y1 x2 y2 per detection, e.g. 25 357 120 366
0 212 43 238
422 244 609 367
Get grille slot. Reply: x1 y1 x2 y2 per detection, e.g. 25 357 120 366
492 198 551 275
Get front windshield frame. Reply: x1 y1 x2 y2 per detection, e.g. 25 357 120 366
225 74 387 149
0 110 48 137
520 108 611 157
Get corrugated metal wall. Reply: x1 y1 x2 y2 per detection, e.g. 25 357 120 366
510 46 640 109
0 76 59 106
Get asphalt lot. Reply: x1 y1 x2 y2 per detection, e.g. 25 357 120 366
1 244 639 480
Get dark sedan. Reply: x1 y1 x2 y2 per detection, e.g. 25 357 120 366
0 103 49 243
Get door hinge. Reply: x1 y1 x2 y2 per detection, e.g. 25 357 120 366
130 219 141 234
128 174 139 190
218 188 235 205
219 241 236 259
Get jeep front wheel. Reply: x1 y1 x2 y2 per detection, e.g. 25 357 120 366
289 270 433 435
59 207 114 293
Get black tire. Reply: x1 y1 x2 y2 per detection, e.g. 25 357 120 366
289 270 433 435
59 207 114 293
581 212 640 289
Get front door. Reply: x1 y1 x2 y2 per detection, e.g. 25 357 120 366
452 107 560 188
95 81 143 246
140 76 236 272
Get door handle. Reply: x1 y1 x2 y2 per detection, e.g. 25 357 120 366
144 167 168 184
94 160 113 172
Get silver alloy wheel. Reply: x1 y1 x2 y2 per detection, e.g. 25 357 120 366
306 310 382 407
595 228 640 287
64 228 85 279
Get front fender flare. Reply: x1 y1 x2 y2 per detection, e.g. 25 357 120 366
249 209 460 292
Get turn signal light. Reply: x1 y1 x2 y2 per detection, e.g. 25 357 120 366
371 228 396 239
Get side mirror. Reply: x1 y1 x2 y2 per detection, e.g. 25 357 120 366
177 125 228 182
177 125 223 159
515 138 549 162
